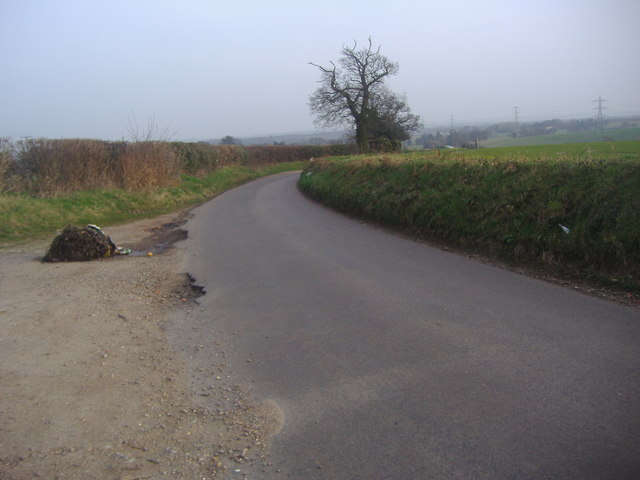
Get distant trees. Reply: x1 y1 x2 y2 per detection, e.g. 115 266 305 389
309 38 421 153
512 119 561 137
411 115 639 150
563 118 606 133
416 128 490 149
220 135 242 146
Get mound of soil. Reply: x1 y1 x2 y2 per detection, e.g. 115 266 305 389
43 225 117 262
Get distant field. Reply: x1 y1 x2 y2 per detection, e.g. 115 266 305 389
299 140 640 291
480 128 640 148
443 140 640 160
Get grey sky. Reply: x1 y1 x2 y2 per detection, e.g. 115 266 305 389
1 0 639 141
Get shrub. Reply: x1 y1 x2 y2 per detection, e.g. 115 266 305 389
119 141 181 191
171 142 220 174
0 138 13 192
12 139 118 195
1 138 353 195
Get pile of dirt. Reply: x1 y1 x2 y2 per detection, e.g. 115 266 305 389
43 225 117 262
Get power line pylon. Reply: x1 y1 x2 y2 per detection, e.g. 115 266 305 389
513 106 519 137
593 95 607 132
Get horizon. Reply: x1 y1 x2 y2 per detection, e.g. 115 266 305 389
4 110 639 144
2 1 639 142
195 112 640 144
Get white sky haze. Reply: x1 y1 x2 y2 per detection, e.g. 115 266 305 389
1 0 639 140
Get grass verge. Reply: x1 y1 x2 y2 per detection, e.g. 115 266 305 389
0 162 307 243
298 143 640 292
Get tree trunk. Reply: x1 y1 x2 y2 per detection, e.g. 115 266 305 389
355 121 370 154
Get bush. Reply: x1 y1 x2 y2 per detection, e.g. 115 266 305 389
0 138 13 192
1 138 355 196
11 139 119 195
120 141 181 191
171 142 220 174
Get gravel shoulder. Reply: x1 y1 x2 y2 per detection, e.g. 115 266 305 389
0 211 276 480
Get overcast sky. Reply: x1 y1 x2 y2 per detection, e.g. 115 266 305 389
1 0 639 141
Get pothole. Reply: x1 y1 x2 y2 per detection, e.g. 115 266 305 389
187 273 206 298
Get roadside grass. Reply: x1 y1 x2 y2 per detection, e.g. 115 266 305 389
299 142 640 291
0 162 307 243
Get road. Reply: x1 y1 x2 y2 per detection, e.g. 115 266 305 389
183 172 640 479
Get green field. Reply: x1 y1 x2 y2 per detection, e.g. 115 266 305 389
299 140 640 291
430 140 640 161
480 128 640 148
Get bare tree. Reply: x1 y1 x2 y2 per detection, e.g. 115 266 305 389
309 38 420 153
125 113 177 142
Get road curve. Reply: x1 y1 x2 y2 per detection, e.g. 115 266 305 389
183 172 640 480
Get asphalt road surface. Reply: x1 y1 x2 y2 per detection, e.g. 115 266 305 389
183 172 640 479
